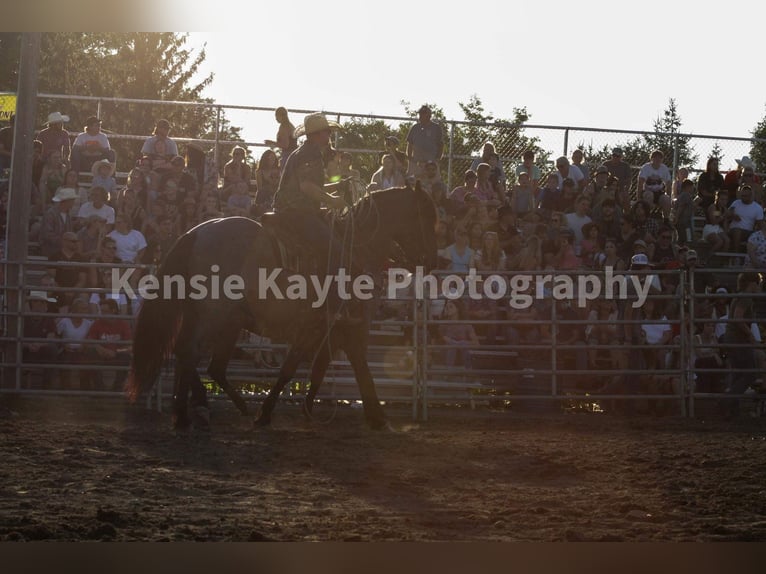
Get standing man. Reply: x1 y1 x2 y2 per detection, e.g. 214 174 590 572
70 116 115 173
37 111 71 163
406 105 443 178
601 147 632 201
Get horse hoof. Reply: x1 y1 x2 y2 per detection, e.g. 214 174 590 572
191 405 211 428
253 415 271 428
367 417 389 431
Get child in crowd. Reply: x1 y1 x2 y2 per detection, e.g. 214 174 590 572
91 159 117 203
702 209 730 253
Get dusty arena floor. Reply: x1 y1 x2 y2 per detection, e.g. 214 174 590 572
1 396 766 541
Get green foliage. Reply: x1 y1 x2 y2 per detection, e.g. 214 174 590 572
642 98 698 168
751 109 766 172
3 33 240 169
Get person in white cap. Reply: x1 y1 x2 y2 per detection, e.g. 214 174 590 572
37 111 72 162
724 155 760 198
40 187 77 256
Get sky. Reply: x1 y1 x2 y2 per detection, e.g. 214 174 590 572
183 0 766 169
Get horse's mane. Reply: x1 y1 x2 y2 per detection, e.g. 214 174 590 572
345 183 437 225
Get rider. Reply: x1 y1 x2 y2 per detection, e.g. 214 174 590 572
272 112 352 320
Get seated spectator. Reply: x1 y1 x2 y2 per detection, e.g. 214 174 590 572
474 230 506 272
116 187 147 233
703 208 730 253
83 298 132 391
571 149 590 183
382 135 408 178
490 206 519 254
76 215 106 259
596 237 626 271
438 299 478 369
747 218 766 269
695 157 724 211
673 178 694 244
470 141 506 182
651 225 675 266
707 189 729 227
536 173 561 216
88 266 130 316
564 194 592 256
554 156 585 191
448 169 478 207
585 298 620 369
724 156 760 200
693 315 725 393
56 298 94 389
89 236 122 288
37 111 71 163
47 231 86 306
76 185 115 231
740 164 764 205
223 146 251 189
70 116 115 174
369 154 405 191
108 214 147 264
727 185 763 251
437 228 475 273
557 178 578 214
140 119 178 172
585 165 611 207
555 228 581 269
420 160 446 197
509 170 535 217
162 155 198 204
638 150 672 218
254 149 281 214
23 290 59 386
467 221 484 251
579 222 601 268
38 149 68 207
90 159 117 203
601 147 632 201
516 149 541 188
593 198 621 241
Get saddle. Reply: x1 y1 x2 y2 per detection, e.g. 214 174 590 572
260 211 310 273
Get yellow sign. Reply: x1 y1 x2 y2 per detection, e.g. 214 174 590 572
0 93 17 121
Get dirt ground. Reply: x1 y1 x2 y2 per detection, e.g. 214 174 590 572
1 395 766 541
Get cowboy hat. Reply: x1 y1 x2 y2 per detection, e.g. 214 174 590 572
28 290 57 303
52 187 78 202
47 111 70 124
736 156 756 170
91 158 116 178
294 113 342 138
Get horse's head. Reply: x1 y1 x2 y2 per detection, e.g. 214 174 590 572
384 181 439 272
345 183 438 273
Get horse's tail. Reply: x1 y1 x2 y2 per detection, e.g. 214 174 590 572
127 230 196 401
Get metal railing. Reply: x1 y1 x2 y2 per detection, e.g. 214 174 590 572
2 260 765 420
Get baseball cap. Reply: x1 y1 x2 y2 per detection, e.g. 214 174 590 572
631 253 649 266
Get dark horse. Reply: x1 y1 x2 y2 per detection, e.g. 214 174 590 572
127 186 438 429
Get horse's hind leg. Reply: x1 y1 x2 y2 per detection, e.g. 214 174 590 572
254 345 304 427
304 342 332 418
208 326 249 416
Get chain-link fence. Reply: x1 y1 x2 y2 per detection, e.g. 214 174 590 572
13 93 764 194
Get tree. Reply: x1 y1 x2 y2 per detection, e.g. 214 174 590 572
750 109 766 173
2 33 240 168
642 98 698 169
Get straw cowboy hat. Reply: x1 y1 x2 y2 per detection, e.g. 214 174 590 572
736 156 756 170
91 158 116 178
52 187 78 202
294 113 342 138
47 111 70 124
28 290 57 303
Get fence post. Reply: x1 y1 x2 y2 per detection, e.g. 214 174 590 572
672 132 680 184
411 296 419 422
419 299 429 422
551 297 557 400
563 128 569 157
688 267 695 418
447 122 455 192
214 105 221 183
678 270 688 417
97 98 103 123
